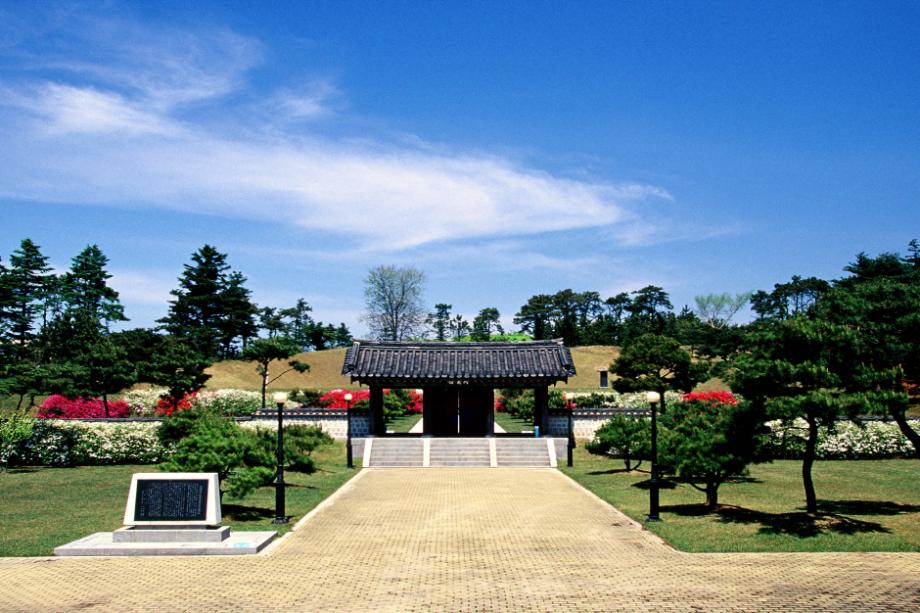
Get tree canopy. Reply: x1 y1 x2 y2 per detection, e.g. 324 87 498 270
363 265 426 341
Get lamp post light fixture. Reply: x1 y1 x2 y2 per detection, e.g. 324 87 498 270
564 392 575 467
272 391 289 525
344 392 354 469
646 390 661 522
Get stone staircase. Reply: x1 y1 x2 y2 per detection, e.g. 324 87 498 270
368 438 424 467
365 437 555 468
429 438 491 467
496 438 556 467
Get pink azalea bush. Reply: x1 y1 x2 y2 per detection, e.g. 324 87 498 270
39 395 131 419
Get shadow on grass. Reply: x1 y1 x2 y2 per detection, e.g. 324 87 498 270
662 503 890 537
221 504 275 522
6 467 40 474
816 500 920 516
632 479 678 490
586 467 635 475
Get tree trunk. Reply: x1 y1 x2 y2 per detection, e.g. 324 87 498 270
103 392 110 418
892 411 920 460
261 366 269 408
705 482 719 509
802 417 819 514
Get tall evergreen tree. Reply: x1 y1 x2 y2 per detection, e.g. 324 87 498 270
61 244 126 331
217 271 258 356
158 245 256 359
7 238 51 351
0 257 13 343
514 294 554 340
471 307 503 341
426 303 452 341
280 299 315 350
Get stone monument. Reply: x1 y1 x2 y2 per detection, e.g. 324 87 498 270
54 473 276 556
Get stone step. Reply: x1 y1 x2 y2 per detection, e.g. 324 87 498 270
366 437 556 467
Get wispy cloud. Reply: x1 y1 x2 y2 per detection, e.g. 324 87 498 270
0 13 686 255
109 269 176 306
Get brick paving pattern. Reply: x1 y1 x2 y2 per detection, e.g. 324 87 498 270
1 468 918 612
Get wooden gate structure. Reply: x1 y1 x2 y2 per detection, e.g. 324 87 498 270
341 340 577 436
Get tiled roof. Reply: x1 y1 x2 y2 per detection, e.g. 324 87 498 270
342 340 576 385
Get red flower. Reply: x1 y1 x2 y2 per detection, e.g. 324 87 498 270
681 391 737 406
156 392 197 415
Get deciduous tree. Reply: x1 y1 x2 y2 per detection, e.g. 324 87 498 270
363 265 426 341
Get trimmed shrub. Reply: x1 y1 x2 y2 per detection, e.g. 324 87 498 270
0 414 34 470
585 414 649 470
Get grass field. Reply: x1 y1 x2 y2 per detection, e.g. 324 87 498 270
203 345 628 393
562 447 920 552
387 413 422 433
0 441 358 557
494 412 533 433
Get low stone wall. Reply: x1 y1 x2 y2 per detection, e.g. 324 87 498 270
547 409 649 440
250 410 370 439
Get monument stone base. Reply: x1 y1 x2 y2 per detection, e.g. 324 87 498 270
54 529 275 556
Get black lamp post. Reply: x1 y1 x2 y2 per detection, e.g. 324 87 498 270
272 391 289 525
344 392 354 469
564 392 575 467
646 390 661 522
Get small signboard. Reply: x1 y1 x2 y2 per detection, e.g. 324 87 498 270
124 473 221 527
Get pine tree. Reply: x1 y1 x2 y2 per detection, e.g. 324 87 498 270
144 339 212 413
471 307 502 341
7 238 51 351
61 245 126 332
158 246 256 359
280 298 315 350
426 303 452 341
218 271 258 356
66 336 137 417
242 337 309 407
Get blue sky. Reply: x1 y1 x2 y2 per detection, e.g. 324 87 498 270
1 1 918 335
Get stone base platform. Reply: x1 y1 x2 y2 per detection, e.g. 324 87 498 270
54 530 275 556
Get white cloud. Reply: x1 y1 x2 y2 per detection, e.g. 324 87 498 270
13 83 179 136
109 270 175 306
0 16 683 253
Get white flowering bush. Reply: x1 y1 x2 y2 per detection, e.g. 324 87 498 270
191 389 261 415
765 418 918 459
15 420 163 466
619 391 683 409
122 388 169 417
561 391 683 409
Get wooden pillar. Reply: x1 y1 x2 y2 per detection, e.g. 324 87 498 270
369 386 385 435
486 388 495 436
533 386 549 434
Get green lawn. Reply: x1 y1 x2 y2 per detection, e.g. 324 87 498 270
562 447 920 552
386 413 422 433
494 412 533 433
0 441 358 557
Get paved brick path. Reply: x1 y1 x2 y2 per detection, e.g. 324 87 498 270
1 468 918 612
